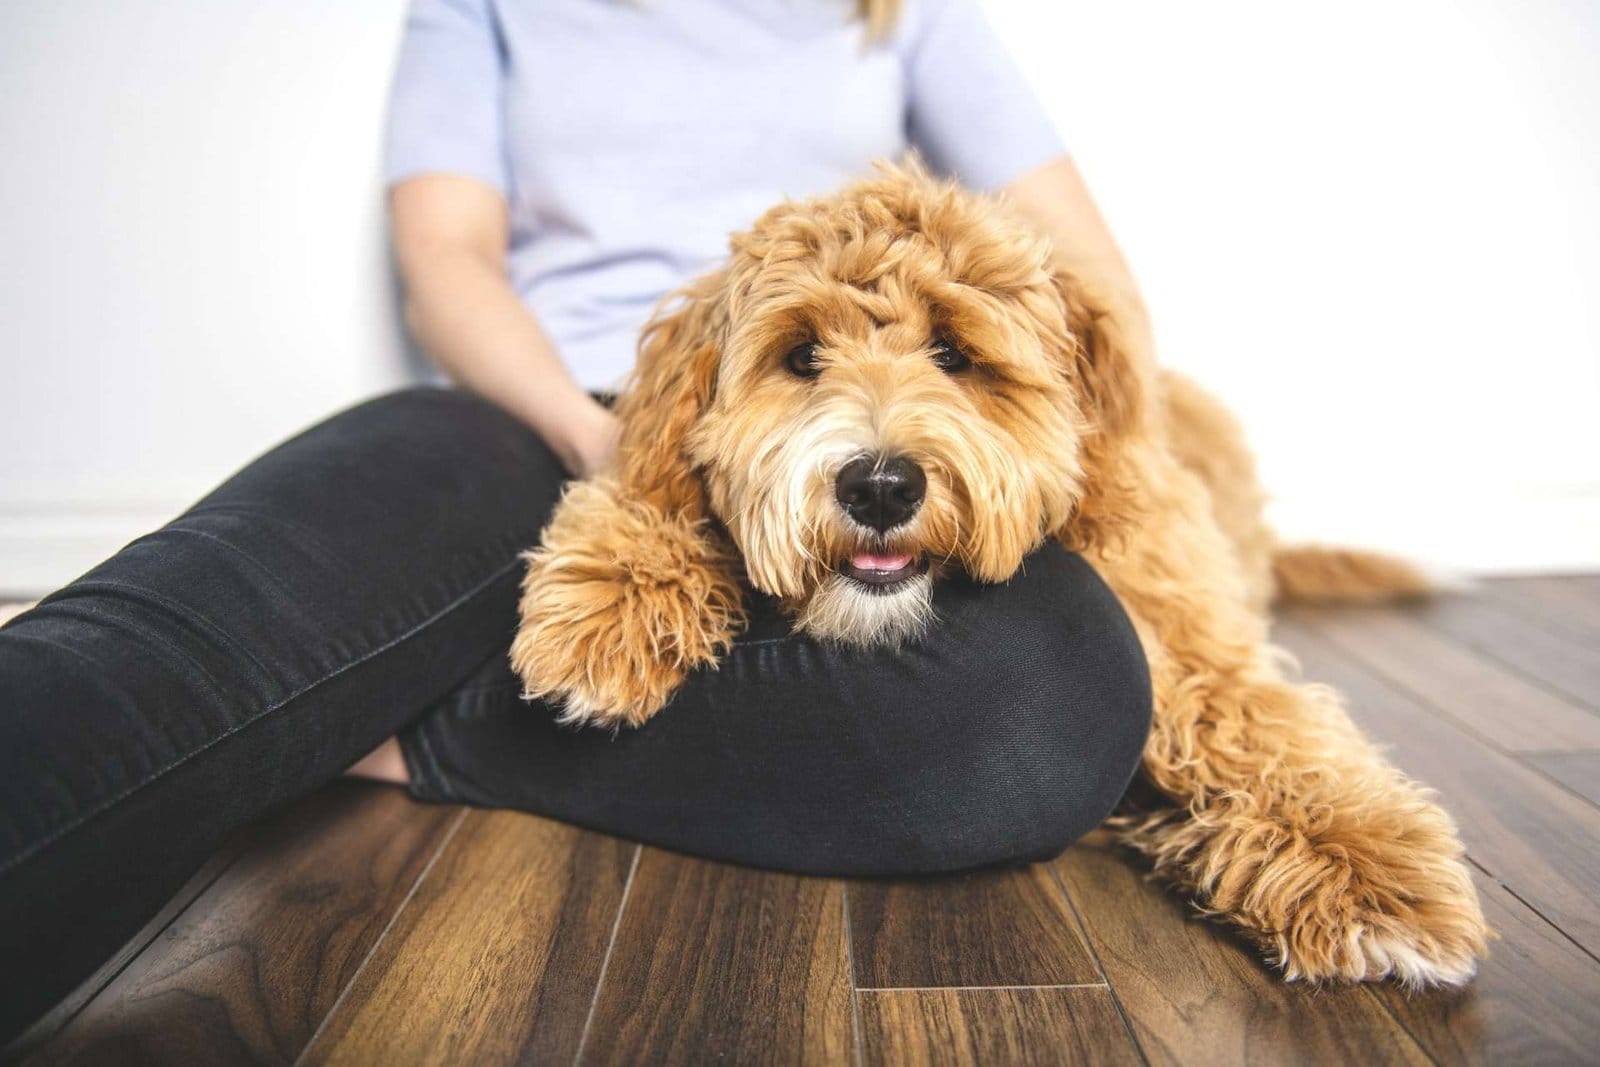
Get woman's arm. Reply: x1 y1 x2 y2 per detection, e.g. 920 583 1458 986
1004 155 1157 364
389 174 618 478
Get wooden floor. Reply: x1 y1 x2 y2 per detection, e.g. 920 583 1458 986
13 576 1600 1065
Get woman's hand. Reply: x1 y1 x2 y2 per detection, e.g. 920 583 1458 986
564 399 621 479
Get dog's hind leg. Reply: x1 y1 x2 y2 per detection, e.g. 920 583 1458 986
1087 444 1488 987
1162 369 1434 607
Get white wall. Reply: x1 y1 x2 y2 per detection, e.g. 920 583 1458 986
0 1 414 593
988 0 1600 572
2 1 1597 593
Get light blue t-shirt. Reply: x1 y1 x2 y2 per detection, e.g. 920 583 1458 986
385 0 1065 390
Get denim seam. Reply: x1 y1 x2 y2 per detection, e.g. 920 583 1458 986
41 579 282 694
0 556 521 877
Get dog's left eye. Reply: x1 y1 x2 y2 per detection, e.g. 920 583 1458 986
785 341 823 378
930 337 971 373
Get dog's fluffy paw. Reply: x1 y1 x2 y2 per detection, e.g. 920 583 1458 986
1269 863 1489 988
1126 787 1490 988
1239 801 1488 988
510 480 743 728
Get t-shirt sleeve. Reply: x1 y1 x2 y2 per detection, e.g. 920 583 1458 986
383 0 509 192
901 0 1066 191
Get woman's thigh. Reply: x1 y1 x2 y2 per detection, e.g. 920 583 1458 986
402 541 1153 876
0 386 564 1040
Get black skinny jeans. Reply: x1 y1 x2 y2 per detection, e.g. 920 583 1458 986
0 387 1150 1042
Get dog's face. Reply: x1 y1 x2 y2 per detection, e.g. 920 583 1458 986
616 166 1135 646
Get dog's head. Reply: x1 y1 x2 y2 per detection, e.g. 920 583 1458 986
611 162 1151 645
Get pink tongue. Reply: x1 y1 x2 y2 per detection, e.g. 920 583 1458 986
851 551 913 572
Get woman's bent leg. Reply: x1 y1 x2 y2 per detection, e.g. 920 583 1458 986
402 541 1152 876
0 387 565 1041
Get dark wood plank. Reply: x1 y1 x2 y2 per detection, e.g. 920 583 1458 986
857 987 1138 1067
1373 868 1600 1066
848 864 1100 989
1482 576 1600 646
3 836 244 1062
1297 606 1600 752
1051 838 1430 1067
32 783 457 1067
580 849 853 1066
1523 751 1600 808
1276 616 1600 956
301 810 635 1066
1408 593 1600 712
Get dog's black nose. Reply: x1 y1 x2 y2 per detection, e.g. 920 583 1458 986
835 454 926 532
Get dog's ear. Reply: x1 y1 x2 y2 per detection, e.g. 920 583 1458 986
611 269 728 519
1051 265 1156 552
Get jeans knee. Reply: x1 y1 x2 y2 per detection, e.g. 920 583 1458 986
910 545 1150 867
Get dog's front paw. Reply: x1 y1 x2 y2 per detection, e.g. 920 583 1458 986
1267 850 1488 988
509 480 744 728
1234 798 1487 988
1127 788 1489 988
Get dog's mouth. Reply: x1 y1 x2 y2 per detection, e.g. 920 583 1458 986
838 550 928 591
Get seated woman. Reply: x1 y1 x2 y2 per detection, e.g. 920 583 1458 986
0 0 1151 1042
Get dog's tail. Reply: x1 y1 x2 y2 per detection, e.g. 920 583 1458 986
1270 544 1437 604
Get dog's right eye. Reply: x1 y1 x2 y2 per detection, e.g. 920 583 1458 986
785 342 823 378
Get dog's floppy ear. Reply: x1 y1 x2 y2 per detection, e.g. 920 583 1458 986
610 268 728 518
1051 265 1156 552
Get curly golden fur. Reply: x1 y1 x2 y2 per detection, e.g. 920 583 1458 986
510 162 1488 987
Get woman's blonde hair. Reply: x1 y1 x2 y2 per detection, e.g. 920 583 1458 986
859 0 903 40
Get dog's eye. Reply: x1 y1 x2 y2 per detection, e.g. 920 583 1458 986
930 337 971 373
785 341 823 378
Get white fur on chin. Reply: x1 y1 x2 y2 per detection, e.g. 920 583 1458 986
795 571 935 647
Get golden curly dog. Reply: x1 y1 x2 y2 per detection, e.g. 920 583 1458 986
510 162 1487 988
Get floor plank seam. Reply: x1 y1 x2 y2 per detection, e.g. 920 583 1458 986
1297 614 1558 766
1518 761 1600 814
291 805 468 1066
1443 632 1600 719
572 843 641 1067
6 840 245 1060
1479 583 1599 646
1450 598 1600 711
1473 861 1600 970
841 884 865 1067
1360 982 1441 1067
1045 861 1152 1067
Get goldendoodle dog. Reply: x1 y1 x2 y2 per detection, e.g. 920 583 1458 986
510 162 1488 987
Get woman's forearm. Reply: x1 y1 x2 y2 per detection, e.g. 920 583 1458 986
1004 156 1157 363
389 175 616 478
400 250 615 476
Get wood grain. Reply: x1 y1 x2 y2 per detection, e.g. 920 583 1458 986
1276 616 1600 957
1297 606 1600 751
31 783 456 1066
300 809 635 1067
857 987 1138 1067
580 848 853 1066
1522 750 1600 808
1481 576 1600 647
1051 838 1430 1067
3 835 244 1062
1405 594 1600 712
847 864 1100 990
1373 868 1600 1066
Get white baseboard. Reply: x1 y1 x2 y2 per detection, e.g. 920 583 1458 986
3 489 1598 598
0 507 184 597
